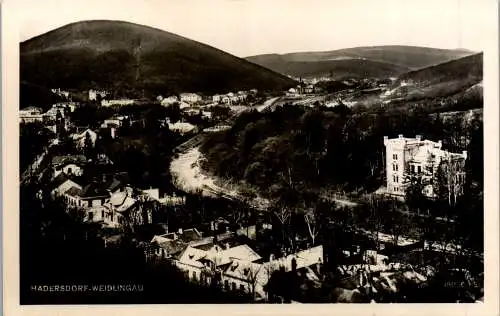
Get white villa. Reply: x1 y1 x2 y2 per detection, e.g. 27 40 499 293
180 93 202 104
383 134 467 199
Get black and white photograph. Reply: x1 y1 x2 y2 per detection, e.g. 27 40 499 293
3 0 499 311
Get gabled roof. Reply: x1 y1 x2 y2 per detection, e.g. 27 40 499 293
177 246 207 268
20 106 43 112
80 183 110 199
115 196 136 213
50 173 70 190
213 244 262 266
51 155 87 167
155 239 188 258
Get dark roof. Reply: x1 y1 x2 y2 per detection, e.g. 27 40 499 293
80 183 110 199
156 240 188 257
179 228 203 243
51 155 87 167
50 173 70 190
65 186 84 197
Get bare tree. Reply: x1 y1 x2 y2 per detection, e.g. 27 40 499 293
240 263 262 301
304 209 320 246
274 207 292 255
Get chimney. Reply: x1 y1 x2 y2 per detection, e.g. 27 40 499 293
462 150 468 159
416 135 422 141
269 254 275 262
178 228 183 235
225 243 230 250
437 140 442 148
398 134 403 139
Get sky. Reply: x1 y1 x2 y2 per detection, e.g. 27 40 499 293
12 0 495 57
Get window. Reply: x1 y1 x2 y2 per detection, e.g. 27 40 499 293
411 165 415 173
232 282 236 291
88 212 93 220
394 187 398 192
224 280 229 290
395 176 399 183
240 284 245 292
101 211 104 219
393 154 398 160
418 166 422 173
67 167 73 174
395 164 398 171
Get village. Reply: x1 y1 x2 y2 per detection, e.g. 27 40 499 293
18 78 484 304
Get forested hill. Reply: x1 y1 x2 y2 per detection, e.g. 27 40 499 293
200 104 483 200
21 20 296 98
245 46 476 79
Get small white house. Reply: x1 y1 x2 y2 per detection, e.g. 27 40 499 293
19 106 44 123
180 93 202 104
161 95 179 106
168 122 198 135
212 95 222 103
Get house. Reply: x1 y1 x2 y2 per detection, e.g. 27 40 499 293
78 182 111 210
72 129 97 149
53 160 85 179
50 173 83 198
168 122 198 135
51 88 70 99
53 102 79 113
101 99 136 107
102 115 128 128
383 135 467 199
157 193 186 206
180 93 202 104
222 95 231 104
161 95 179 106
51 155 87 178
19 106 44 123
88 89 108 101
43 106 65 122
174 242 323 301
174 243 262 285
212 95 222 103
150 228 238 260
100 185 161 227
304 85 315 94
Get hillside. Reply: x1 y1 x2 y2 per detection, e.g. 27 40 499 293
381 53 483 102
398 52 482 83
246 46 476 79
250 59 410 80
20 20 296 98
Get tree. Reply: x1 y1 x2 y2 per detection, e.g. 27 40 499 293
83 131 94 159
304 209 320 246
166 103 181 123
274 206 292 255
239 263 262 300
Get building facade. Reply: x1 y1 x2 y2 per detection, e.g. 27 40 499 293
383 134 467 199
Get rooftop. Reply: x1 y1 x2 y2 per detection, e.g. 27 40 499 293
51 155 87 167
